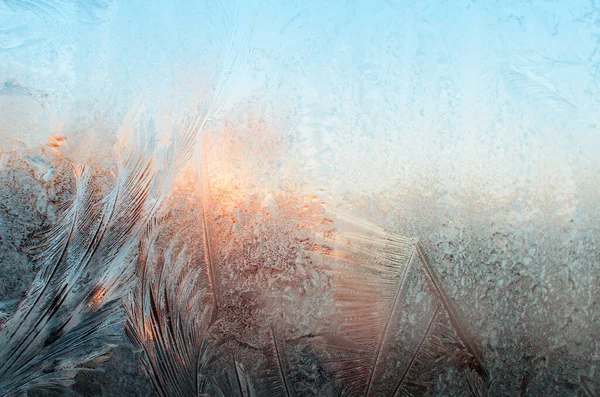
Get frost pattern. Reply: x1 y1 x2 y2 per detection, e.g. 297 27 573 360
0 0 599 396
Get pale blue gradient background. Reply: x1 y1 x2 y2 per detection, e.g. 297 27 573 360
0 0 598 209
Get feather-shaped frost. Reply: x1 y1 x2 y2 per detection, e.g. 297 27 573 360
212 360 256 397
0 116 156 395
502 67 577 119
125 158 217 397
3 0 109 22
256 327 293 397
125 222 214 397
315 212 488 396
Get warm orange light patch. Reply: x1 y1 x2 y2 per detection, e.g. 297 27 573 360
47 134 67 149
44 133 68 158
144 318 155 342
88 286 108 309
203 110 288 199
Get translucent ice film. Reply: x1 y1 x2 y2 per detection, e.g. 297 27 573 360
0 1 598 396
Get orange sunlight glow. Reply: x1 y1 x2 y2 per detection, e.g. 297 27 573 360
88 286 108 309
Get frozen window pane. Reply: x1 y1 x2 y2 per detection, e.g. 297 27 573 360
0 1 598 396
